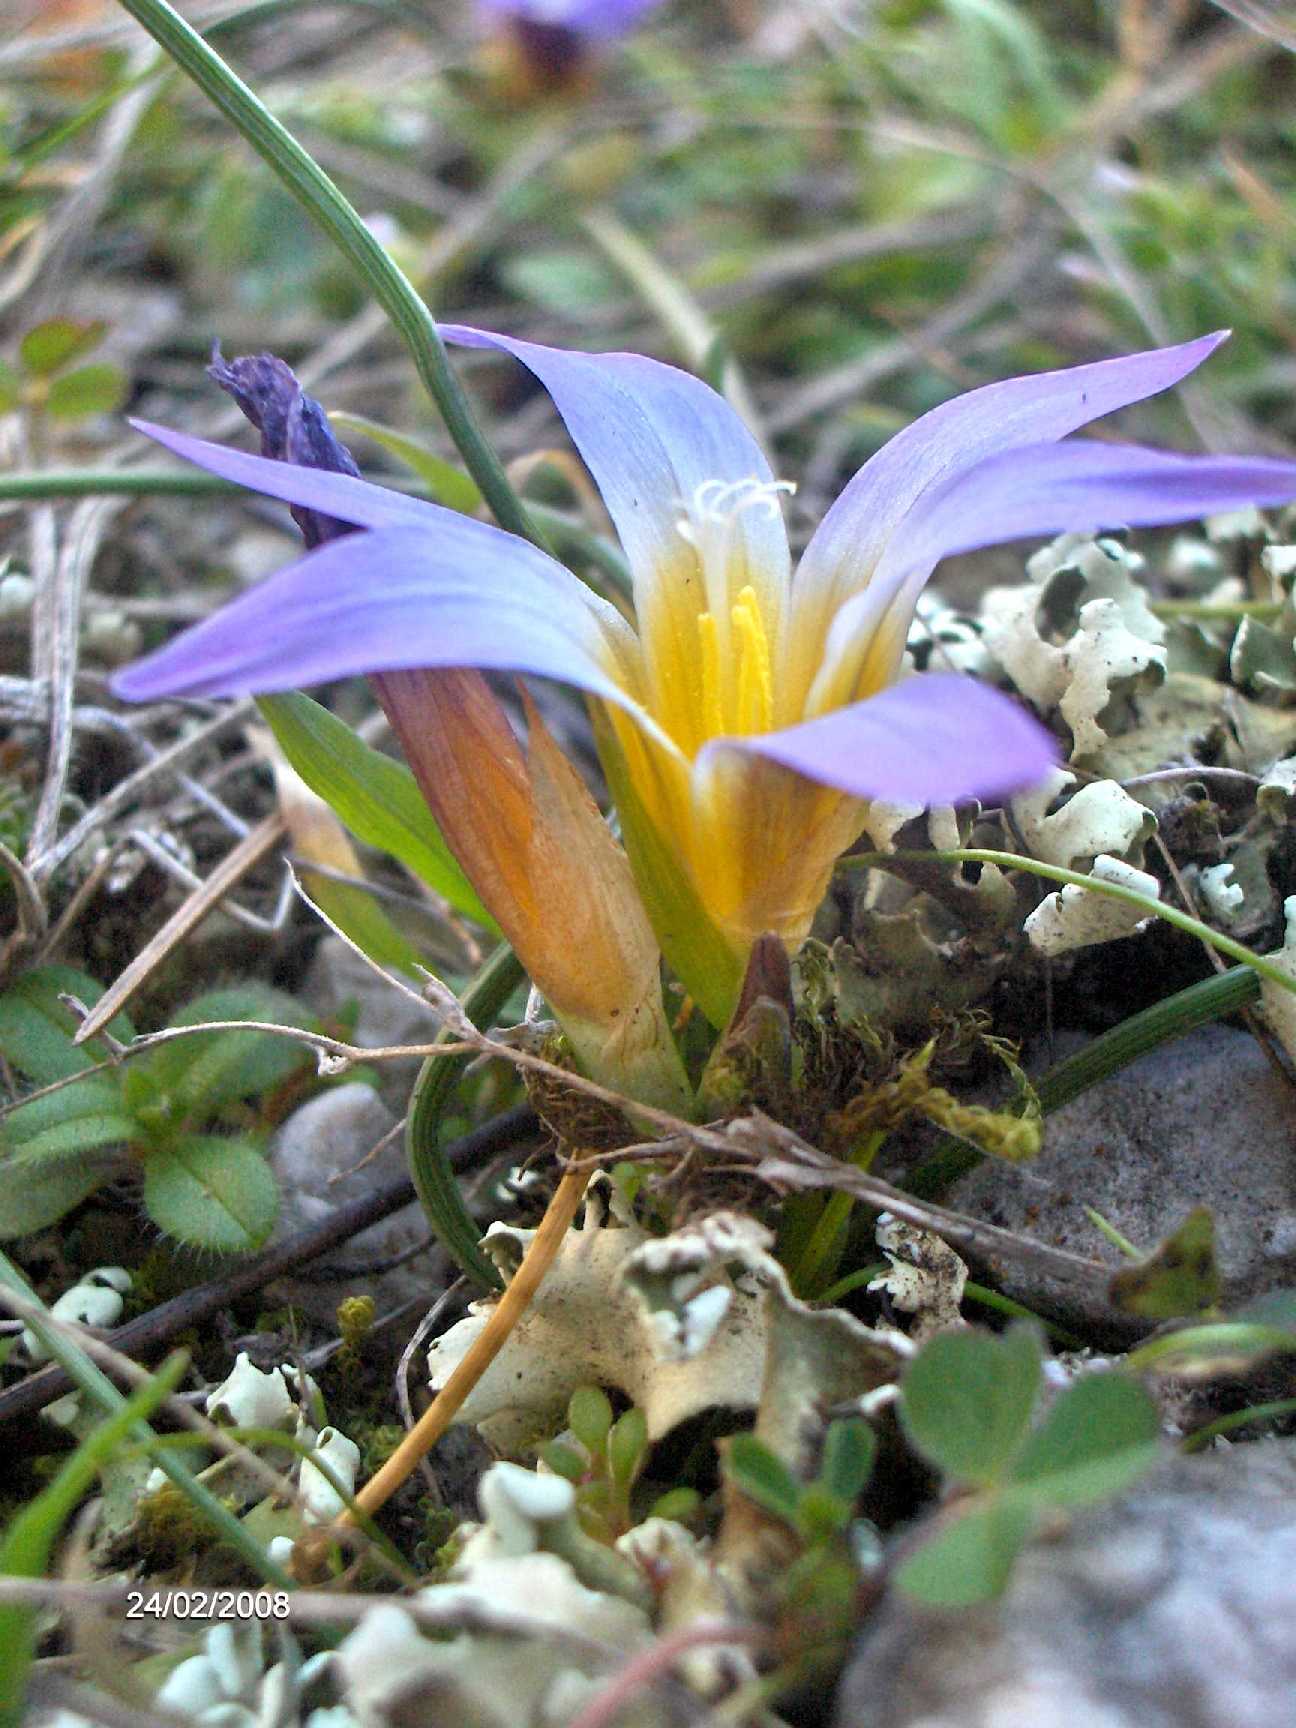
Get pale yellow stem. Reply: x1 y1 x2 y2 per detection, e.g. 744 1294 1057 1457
346 1165 592 1523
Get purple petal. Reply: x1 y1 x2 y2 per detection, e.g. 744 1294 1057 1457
710 673 1059 807
110 521 663 749
438 325 789 610
815 438 1296 704
131 419 449 535
887 439 1296 577
478 0 663 40
794 331 1229 627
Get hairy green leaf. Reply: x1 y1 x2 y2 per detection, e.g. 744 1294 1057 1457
139 986 314 1124
0 965 134 1085
0 1155 121 1240
142 1135 278 1252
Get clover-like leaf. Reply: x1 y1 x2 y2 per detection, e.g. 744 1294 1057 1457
18 319 106 377
44 362 127 421
1010 1370 1161 1507
899 1324 1042 1486
894 1493 1036 1606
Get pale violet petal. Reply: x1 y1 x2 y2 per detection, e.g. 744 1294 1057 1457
707 672 1059 807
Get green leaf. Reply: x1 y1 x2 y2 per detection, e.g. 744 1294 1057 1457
44 361 127 420
327 412 483 514
0 1351 187 1722
1009 1372 1162 1507
0 965 134 1085
1108 1206 1221 1318
18 318 105 377
727 1434 801 1524
139 987 314 1125
608 1406 648 1489
257 693 493 928
0 1154 120 1240
900 1324 1042 1486
819 1418 877 1505
894 1493 1037 1606
142 1135 279 1252
569 1385 614 1456
0 1089 138 1162
405 944 523 1291
297 867 425 977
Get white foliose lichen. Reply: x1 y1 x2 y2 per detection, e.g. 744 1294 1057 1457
980 534 1166 759
1011 766 1156 872
1023 855 1162 956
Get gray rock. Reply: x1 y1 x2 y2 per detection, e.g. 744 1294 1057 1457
834 1444 1296 1728
267 1081 432 1323
302 935 439 1112
950 1025 1296 1326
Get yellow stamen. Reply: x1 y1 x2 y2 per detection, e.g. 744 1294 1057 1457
697 608 725 741
731 584 774 735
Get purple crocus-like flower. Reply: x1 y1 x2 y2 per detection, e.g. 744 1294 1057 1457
114 327 1296 1026
478 0 664 41
477 0 664 88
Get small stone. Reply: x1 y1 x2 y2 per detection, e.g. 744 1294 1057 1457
950 1026 1296 1329
833 1444 1296 1728
266 1082 431 1323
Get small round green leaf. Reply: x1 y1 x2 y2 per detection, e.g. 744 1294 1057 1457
18 319 106 377
899 1324 1042 1486
894 1494 1037 1607
44 363 128 421
569 1385 613 1455
1010 1371 1161 1507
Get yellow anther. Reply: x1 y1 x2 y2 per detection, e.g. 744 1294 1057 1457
696 609 725 741
731 585 774 735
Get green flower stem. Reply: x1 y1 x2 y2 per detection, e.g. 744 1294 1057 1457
843 848 1296 999
0 470 630 595
0 1250 290 1588
112 0 545 552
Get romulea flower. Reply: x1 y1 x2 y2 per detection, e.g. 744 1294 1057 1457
115 328 1296 1037
477 0 663 92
